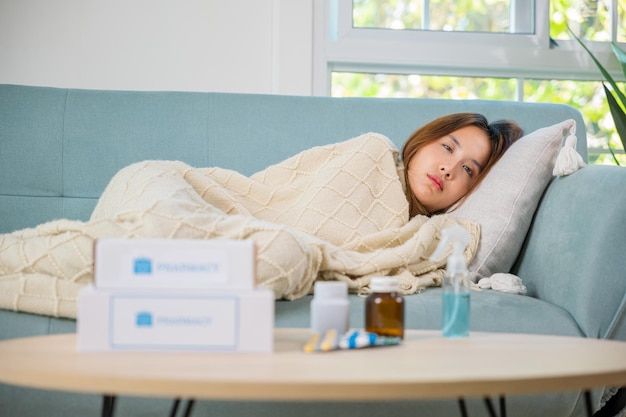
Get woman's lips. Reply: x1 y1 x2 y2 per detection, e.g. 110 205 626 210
428 174 443 191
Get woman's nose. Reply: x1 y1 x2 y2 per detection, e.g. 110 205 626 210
440 166 452 178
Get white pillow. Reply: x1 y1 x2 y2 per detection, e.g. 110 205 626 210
451 119 576 279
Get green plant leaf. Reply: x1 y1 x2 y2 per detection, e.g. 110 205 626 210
608 141 621 165
569 28 626 111
612 42 626 80
569 26 625 165
604 82 626 153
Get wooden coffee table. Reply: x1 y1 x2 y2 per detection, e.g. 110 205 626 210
1 329 626 417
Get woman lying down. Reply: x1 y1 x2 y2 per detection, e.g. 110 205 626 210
0 113 522 318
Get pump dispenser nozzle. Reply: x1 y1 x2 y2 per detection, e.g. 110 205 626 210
430 225 472 338
429 225 471 274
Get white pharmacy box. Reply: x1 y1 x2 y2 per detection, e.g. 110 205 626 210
94 238 256 290
77 285 274 352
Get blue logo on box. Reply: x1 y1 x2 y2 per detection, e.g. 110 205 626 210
134 258 152 274
136 311 153 327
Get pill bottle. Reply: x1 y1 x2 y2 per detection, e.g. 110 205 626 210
365 276 404 339
310 281 349 335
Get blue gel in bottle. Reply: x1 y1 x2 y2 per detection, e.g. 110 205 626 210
442 291 470 338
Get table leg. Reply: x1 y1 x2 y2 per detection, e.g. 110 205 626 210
584 390 595 417
182 399 195 417
170 398 195 417
484 397 498 417
458 398 468 417
459 396 506 417
101 395 116 417
483 396 506 417
169 399 181 417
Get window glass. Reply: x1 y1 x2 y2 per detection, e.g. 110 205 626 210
352 0 532 33
331 72 626 165
523 78 625 165
551 0 622 41
331 72 517 100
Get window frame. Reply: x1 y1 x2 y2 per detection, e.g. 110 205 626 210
312 0 626 96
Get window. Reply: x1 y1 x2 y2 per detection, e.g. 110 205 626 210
313 0 626 165
352 0 534 34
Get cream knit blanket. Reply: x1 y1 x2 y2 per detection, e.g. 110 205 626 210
0 133 479 319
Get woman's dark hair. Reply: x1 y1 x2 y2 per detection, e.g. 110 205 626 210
402 113 523 218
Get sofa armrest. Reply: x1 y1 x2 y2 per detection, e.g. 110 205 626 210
512 165 626 340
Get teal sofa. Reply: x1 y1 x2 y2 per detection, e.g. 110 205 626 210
1 84 625 417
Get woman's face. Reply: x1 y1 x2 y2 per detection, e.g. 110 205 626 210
407 125 491 214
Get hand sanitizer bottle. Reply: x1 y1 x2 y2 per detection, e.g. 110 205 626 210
430 225 472 338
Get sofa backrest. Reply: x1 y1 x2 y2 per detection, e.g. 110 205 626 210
0 84 586 234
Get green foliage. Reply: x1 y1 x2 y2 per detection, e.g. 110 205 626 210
570 28 626 165
551 0 613 41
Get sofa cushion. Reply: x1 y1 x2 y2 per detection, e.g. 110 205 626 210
274 289 583 337
450 119 575 279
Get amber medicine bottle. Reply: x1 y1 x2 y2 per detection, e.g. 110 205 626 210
365 277 404 339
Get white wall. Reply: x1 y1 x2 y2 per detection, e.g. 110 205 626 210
0 0 314 95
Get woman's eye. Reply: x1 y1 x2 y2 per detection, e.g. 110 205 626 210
443 144 452 152
463 165 473 176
